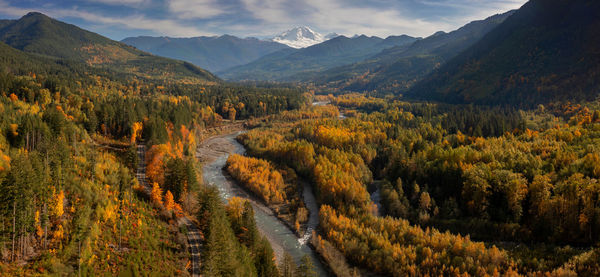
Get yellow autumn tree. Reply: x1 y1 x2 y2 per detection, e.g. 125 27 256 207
35 210 43 238
53 224 64 241
228 107 236 121
9 123 18 137
164 190 175 211
0 149 10 172
225 197 247 221
131 122 143 143
53 189 65 218
151 182 163 206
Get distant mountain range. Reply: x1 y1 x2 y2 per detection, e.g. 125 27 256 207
120 26 341 73
0 12 217 83
220 34 419 81
122 35 290 72
217 12 516 84
408 0 600 106
312 11 514 93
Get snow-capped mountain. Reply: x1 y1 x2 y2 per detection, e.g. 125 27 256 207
271 26 338 48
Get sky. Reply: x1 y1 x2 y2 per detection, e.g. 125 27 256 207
0 0 527 40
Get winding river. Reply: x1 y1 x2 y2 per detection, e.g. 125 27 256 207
198 132 329 276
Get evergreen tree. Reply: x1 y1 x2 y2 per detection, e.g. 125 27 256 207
279 252 296 277
296 255 316 277
201 187 257 277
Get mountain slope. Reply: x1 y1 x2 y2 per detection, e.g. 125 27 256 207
408 0 600 106
121 35 290 72
221 34 418 81
314 11 514 93
0 39 76 76
0 12 217 83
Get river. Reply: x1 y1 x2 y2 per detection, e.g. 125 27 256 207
198 131 329 276
311 100 345 119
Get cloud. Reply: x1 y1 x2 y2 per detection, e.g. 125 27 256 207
304 0 448 37
237 0 454 37
87 0 147 6
168 0 227 19
235 0 527 37
240 0 294 24
66 11 216 37
0 0 528 39
0 0 30 16
0 0 214 37
417 0 526 25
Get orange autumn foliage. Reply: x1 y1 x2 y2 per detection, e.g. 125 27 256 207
226 154 286 204
9 93 18 102
319 205 510 276
146 144 173 185
151 182 163 206
131 122 143 143
164 190 175 211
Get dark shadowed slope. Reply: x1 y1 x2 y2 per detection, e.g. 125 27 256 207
408 0 600 106
314 11 514 93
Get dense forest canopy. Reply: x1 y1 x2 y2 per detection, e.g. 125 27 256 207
238 94 600 276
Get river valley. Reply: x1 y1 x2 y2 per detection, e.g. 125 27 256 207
197 131 329 276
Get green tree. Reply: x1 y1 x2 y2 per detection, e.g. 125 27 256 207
279 252 296 277
296 255 316 277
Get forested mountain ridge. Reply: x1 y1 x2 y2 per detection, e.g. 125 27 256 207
0 12 218 83
408 0 600 106
121 35 291 72
312 10 515 93
220 34 418 81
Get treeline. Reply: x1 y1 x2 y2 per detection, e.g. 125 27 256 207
238 95 600 275
332 94 524 137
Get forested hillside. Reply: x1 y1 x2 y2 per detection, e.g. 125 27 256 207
409 0 600 106
0 12 217 83
313 11 513 94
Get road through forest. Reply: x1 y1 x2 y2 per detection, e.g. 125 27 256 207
135 144 202 277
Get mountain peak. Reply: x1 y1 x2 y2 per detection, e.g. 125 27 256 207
23 11 46 18
271 26 327 48
19 12 52 23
